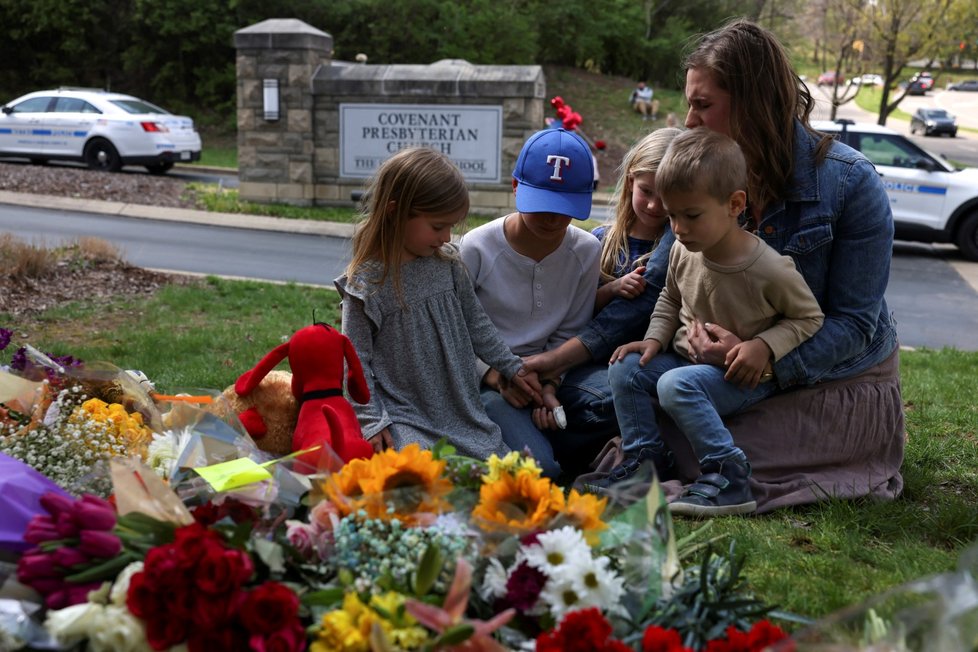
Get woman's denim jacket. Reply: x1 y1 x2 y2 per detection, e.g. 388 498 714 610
579 120 898 387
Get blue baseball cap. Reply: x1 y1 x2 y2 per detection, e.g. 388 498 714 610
512 128 594 221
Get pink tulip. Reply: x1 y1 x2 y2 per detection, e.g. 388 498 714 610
54 546 90 569
17 553 59 580
65 582 101 606
55 512 79 538
24 523 61 545
77 530 122 558
27 577 66 595
40 492 75 518
75 500 117 531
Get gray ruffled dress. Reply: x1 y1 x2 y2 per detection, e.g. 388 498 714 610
335 248 522 460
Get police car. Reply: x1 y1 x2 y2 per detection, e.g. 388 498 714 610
0 88 201 174
813 119 978 260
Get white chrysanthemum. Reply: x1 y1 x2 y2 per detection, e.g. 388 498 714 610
146 432 180 478
538 574 586 621
480 557 510 601
570 554 626 614
522 526 591 582
109 561 145 607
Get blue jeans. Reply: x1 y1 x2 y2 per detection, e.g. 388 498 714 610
481 388 561 478
608 351 779 464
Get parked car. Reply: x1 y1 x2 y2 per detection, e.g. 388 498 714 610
910 71 934 91
816 71 846 86
910 108 958 137
947 79 978 92
853 73 883 86
902 80 929 96
813 119 978 260
0 88 201 174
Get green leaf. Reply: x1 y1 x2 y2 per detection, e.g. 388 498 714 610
64 551 137 584
433 623 475 646
411 544 444 597
302 587 346 607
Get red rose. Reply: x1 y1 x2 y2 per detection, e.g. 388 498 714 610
195 542 253 594
248 620 306 652
537 608 625 652
145 614 188 651
240 582 300 635
173 522 223 567
126 571 161 618
186 623 249 651
192 502 222 526
143 545 185 589
191 588 241 627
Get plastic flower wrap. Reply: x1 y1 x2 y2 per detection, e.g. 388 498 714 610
779 540 978 652
0 347 162 497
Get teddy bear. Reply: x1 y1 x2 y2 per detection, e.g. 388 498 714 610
231 322 374 471
221 369 298 457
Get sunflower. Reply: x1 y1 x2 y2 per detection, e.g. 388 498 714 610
472 471 565 533
560 490 609 544
322 457 374 516
355 444 453 524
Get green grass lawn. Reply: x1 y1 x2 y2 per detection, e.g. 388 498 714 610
3 270 976 628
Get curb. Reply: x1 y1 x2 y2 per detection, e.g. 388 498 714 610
0 190 356 239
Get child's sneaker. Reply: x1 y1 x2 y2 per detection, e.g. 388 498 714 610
589 446 677 489
668 457 756 517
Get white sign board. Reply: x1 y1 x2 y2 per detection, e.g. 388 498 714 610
340 103 502 182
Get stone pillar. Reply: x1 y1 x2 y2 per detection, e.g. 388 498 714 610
234 19 332 205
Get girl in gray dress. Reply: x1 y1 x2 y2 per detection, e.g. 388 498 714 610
335 147 542 459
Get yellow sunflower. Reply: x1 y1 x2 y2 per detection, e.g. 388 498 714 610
472 470 565 533
354 444 453 524
561 489 609 545
322 457 374 517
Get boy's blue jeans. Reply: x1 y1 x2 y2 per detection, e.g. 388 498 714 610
608 351 780 464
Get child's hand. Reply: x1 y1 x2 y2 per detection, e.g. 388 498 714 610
510 367 542 404
368 428 394 453
612 267 647 299
724 338 772 388
610 338 661 366
531 384 563 431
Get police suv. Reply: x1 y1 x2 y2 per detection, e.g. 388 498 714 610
813 119 978 260
0 88 201 174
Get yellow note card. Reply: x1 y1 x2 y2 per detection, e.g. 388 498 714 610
195 457 273 491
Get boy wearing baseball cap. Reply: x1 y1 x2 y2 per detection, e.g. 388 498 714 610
460 128 603 479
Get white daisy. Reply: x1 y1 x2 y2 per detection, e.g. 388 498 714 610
480 557 509 601
570 554 626 614
522 526 591 583
538 574 585 621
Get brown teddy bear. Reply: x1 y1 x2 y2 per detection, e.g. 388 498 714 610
221 369 298 457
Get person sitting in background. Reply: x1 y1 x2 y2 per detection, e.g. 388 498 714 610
630 81 654 121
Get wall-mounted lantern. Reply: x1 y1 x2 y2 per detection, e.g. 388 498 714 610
262 79 280 121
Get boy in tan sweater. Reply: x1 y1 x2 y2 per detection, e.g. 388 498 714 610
600 128 824 516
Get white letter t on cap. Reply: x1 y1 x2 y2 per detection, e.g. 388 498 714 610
547 155 571 182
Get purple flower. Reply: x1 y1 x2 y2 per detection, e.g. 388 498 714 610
0 328 11 352
503 560 548 612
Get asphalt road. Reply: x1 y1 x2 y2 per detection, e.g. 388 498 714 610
2 203 977 351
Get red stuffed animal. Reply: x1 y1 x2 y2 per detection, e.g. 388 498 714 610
234 323 374 470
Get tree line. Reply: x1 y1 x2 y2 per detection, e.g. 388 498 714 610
0 0 755 130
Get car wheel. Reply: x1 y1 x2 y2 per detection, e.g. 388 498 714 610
956 212 978 262
145 162 174 175
83 138 122 172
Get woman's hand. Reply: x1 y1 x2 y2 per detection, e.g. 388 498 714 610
687 320 741 366
368 428 394 453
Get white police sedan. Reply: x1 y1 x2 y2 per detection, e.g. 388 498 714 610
0 88 201 174
813 119 978 261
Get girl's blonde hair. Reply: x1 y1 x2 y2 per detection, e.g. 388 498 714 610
346 147 469 296
600 127 683 283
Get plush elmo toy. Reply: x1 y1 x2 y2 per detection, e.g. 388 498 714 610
233 322 374 470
